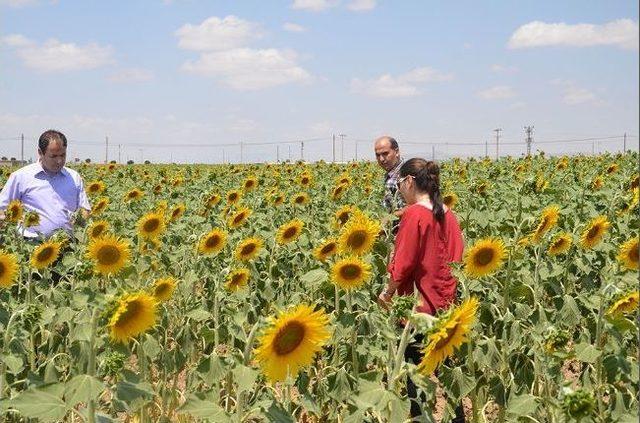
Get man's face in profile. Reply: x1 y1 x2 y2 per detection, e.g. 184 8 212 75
375 139 400 172
39 140 66 174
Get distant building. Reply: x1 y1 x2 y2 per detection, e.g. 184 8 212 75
0 158 30 167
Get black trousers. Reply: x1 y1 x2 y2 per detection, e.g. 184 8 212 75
404 334 466 422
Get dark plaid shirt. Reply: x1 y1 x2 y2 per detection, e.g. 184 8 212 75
382 159 405 212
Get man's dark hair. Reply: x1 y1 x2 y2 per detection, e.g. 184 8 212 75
387 137 399 151
38 130 67 153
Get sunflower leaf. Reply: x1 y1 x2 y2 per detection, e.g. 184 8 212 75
65 374 106 407
178 393 230 422
7 383 67 422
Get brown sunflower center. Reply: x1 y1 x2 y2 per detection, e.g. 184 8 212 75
586 225 601 240
155 283 171 297
273 321 306 355
321 243 336 255
205 234 221 248
230 273 245 286
241 243 257 256
295 196 305 204
473 247 495 266
337 212 350 225
347 230 367 249
301 177 310 184
97 245 121 265
283 226 298 239
143 218 160 232
233 212 247 224
172 208 182 218
433 322 460 351
443 196 454 206
0 262 5 276
339 263 362 280
629 246 639 263
229 193 238 202
36 246 54 262
114 300 141 328
92 225 106 237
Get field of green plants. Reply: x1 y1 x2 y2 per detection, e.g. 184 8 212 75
0 152 638 422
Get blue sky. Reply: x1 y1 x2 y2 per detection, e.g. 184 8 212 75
1 0 638 163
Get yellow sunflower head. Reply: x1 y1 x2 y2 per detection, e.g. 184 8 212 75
630 174 639 190
6 200 23 222
580 216 610 249
276 219 304 245
334 205 355 228
532 205 560 243
169 204 186 221
337 214 381 256
197 228 228 255
151 277 177 302
331 183 347 201
548 233 572 256
243 177 258 192
92 197 110 215
617 237 639 271
418 297 479 375
606 163 619 174
206 194 221 208
0 251 19 288
234 237 264 262
108 292 157 343
292 192 310 206
591 176 604 190
226 189 242 204
463 238 506 278
442 192 458 209
30 240 62 270
23 211 41 228
88 220 110 240
299 173 313 187
271 192 285 206
254 304 331 383
331 256 372 291
124 188 144 202
313 239 338 262
137 212 166 239
607 291 639 316
87 180 105 195
86 235 131 275
227 206 252 229
225 268 251 292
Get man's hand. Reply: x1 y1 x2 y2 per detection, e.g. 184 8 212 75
378 291 393 310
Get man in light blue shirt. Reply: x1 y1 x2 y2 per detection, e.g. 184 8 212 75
0 130 91 238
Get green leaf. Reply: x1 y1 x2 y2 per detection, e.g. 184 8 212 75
233 365 258 393
506 393 539 417
186 308 211 322
8 384 67 422
142 334 161 361
299 268 327 287
558 295 582 326
115 380 154 404
575 342 602 364
65 374 106 407
1 353 23 374
264 401 295 423
178 394 230 422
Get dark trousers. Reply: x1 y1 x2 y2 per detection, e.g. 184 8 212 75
405 334 466 422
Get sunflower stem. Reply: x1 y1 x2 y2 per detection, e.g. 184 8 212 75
390 320 413 389
137 340 149 423
87 308 99 423
347 292 359 378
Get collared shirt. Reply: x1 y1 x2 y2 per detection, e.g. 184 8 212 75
0 162 91 237
382 158 406 212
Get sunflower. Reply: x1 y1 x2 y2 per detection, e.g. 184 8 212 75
31 240 62 269
591 176 604 190
234 237 264 262
153 184 163 195
463 238 506 278
86 235 131 275
169 204 186 222
0 251 19 288
606 163 619 174
299 173 313 187
607 291 639 316
331 256 372 290
243 177 258 192
580 216 610 249
313 239 338 262
205 194 221 208
87 180 105 195
124 188 144 202
337 214 381 256
5 199 23 222
225 268 251 292
88 220 110 239
442 192 458 209
631 174 639 190
276 219 304 245
155 200 169 214
617 237 639 270
535 175 548 193
92 197 110 215
23 211 40 228
226 190 242 205
254 304 331 383
331 184 347 201
292 192 310 206
151 277 177 302
548 233 572 256
418 298 479 375
227 206 252 229
108 292 157 343
532 205 560 243
271 193 285 206
137 212 166 239
197 228 227 255
334 205 355 228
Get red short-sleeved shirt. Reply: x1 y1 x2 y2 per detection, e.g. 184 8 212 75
387 202 464 315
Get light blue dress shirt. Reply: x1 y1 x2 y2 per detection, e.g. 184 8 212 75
0 162 91 238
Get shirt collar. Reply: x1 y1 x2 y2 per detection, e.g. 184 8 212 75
35 161 68 177
386 158 404 177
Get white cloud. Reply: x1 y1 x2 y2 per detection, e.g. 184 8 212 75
347 0 375 12
175 15 261 51
552 80 602 105
108 67 154 83
2 34 113 72
490 64 518 73
181 48 312 90
283 22 306 32
477 85 516 100
291 0 338 12
350 67 453 98
508 19 639 50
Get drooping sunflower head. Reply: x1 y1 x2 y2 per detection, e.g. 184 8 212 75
137 212 166 239
331 183 347 201
630 174 640 190
0 251 19 288
254 304 331 383
197 228 228 255
87 180 105 195
591 176 604 190
234 237 264 262
108 292 157 343
225 268 251 292
151 277 177 302
580 216 610 249
331 256 372 291
463 238 506 278
276 219 304 245
227 206 252 229
86 235 131 275
617 237 639 271
205 194 221 208
442 192 458 209
607 291 639 316
124 188 144 202
606 163 619 174
153 184 163 195
334 205 355 228
92 197 110 215
532 205 560 242
169 204 186 222
6 199 23 222
548 233 572 256
313 239 338 262
226 190 242 205
337 214 381 256
88 220 110 240
23 211 40 228
292 192 310 206
243 177 258 192
418 297 479 375
31 240 62 270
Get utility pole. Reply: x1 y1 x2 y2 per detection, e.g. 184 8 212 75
332 134 336 163
338 133 346 162
276 145 280 162
105 136 109 164
139 149 143 163
623 132 627 152
524 126 534 156
20 133 24 163
288 145 291 160
494 128 502 160
222 148 226 164
240 141 244 163
118 144 121 164
355 141 358 161
300 141 304 161
431 145 435 160
484 139 488 158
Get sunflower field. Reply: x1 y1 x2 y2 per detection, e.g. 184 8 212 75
0 152 638 422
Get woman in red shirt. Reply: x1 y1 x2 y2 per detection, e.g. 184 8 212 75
378 158 465 422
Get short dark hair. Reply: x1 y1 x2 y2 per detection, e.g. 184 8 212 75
386 137 399 151
38 130 67 153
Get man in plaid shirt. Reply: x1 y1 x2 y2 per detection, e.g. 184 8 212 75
374 136 406 232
